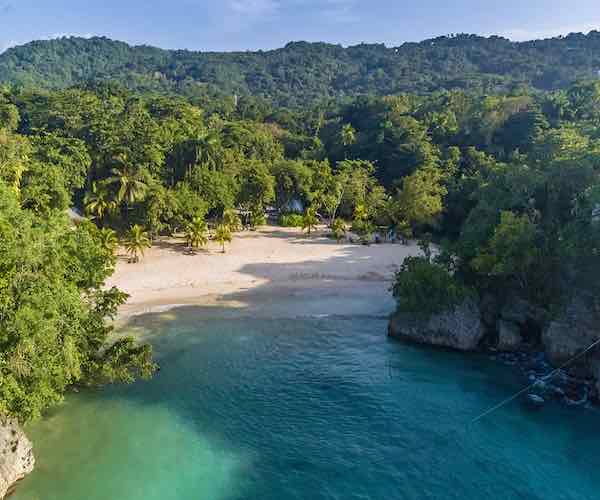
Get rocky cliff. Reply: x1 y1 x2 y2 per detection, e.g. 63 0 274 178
543 296 600 368
0 419 34 499
388 299 485 351
389 293 600 404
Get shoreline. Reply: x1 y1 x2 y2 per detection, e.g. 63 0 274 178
108 226 421 324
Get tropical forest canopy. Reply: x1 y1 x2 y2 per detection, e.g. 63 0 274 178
3 32 600 107
0 32 599 423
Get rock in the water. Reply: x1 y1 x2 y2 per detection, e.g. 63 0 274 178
497 320 522 351
388 299 485 351
0 418 35 499
525 394 545 408
542 296 600 368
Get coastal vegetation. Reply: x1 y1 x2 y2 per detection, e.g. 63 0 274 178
0 35 599 429
0 184 155 422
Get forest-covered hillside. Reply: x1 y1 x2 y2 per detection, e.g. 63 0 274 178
2 32 600 107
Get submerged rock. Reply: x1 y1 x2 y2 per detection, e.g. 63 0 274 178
388 299 485 351
525 394 545 408
0 418 34 499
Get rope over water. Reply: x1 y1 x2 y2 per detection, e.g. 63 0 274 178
470 337 600 425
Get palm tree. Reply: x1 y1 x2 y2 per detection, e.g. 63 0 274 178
214 224 232 253
122 225 151 263
184 216 209 251
340 123 357 158
84 182 116 225
222 209 242 232
330 219 347 243
302 207 319 236
98 227 119 256
105 158 148 218
194 132 221 171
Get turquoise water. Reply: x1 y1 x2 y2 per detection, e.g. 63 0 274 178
14 309 600 500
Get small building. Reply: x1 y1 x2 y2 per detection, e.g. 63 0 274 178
66 207 87 225
281 198 304 214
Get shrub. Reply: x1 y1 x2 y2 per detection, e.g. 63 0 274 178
392 256 473 316
330 219 347 241
222 209 242 232
279 213 304 227
250 210 267 227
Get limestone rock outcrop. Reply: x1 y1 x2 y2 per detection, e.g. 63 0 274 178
388 299 485 351
497 320 523 351
0 418 34 499
542 296 600 367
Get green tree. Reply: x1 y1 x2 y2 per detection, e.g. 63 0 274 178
187 166 238 215
105 159 149 217
215 224 232 253
392 256 472 317
192 132 222 172
271 159 314 211
471 211 542 293
0 99 20 131
98 227 119 256
184 216 209 251
237 159 275 220
223 209 242 232
122 224 152 263
340 123 357 158
330 218 347 242
84 182 116 225
302 206 319 236
0 129 30 194
351 203 375 241
142 183 180 237
0 183 155 422
20 160 71 215
30 133 91 193
395 165 447 229
172 182 208 231
318 160 379 226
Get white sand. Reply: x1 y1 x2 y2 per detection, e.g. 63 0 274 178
107 226 421 320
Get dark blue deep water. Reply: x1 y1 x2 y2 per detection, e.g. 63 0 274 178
14 310 600 500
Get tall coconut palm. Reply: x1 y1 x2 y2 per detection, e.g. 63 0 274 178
340 123 357 159
184 216 209 251
84 182 116 225
122 225 151 263
214 224 232 253
194 132 221 171
105 159 148 217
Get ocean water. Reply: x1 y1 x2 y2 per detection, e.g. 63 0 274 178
13 308 600 500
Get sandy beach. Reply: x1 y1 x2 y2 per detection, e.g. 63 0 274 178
108 226 422 320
